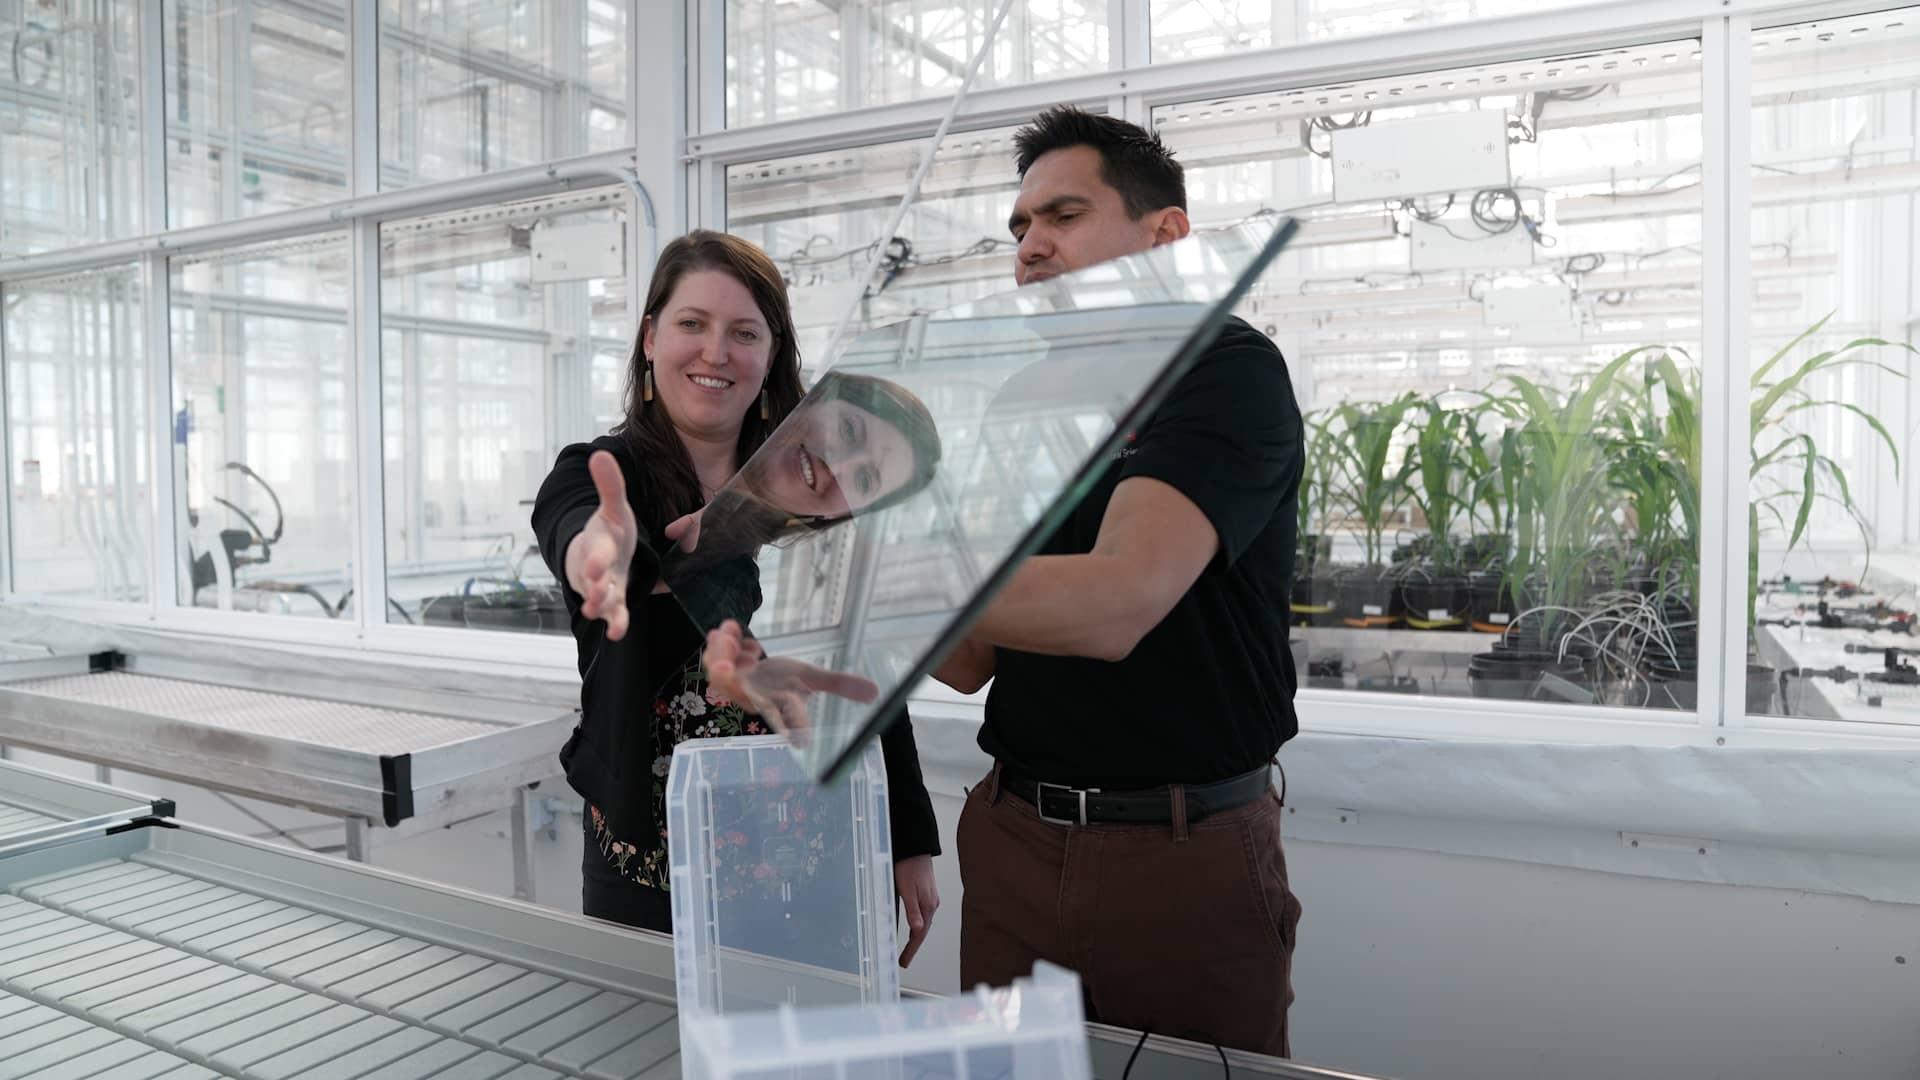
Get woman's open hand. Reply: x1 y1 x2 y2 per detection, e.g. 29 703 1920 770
564 451 640 640
703 620 880 737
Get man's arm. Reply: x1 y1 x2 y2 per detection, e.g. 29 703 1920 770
932 636 996 693
933 334 1300 680
958 475 1218 665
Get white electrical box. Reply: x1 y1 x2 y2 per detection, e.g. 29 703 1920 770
1409 218 1535 272
531 222 625 283
1483 283 1574 325
1332 110 1511 204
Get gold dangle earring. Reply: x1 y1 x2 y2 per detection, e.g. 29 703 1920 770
760 382 770 421
642 359 655 403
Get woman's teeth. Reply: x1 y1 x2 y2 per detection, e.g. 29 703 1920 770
688 374 732 390
799 446 816 490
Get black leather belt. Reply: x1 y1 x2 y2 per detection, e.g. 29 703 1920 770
998 763 1272 826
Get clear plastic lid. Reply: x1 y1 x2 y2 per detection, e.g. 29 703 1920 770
680 962 1092 1080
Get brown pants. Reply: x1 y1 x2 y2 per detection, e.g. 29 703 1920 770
957 764 1302 1058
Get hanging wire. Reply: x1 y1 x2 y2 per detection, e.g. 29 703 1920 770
817 0 1021 369
1299 111 1372 159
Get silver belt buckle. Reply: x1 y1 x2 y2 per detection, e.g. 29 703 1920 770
1036 781 1099 827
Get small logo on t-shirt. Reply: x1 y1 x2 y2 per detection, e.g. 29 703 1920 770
1115 432 1139 459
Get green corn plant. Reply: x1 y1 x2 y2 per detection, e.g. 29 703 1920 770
1747 312 1915 628
1604 349 1700 595
1297 410 1343 556
1500 346 1653 634
1591 313 1912 638
1460 396 1513 543
1406 397 1476 570
1320 392 1423 566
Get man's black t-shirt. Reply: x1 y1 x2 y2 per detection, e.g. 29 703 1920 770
976 318 1303 788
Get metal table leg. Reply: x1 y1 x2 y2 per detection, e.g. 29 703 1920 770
511 787 535 902
344 817 374 864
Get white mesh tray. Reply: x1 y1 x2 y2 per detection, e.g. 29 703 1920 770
0 818 1371 1080
0 820 685 1079
0 759 169 848
0 653 573 827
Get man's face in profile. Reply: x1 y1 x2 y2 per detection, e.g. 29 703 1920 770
1007 144 1185 286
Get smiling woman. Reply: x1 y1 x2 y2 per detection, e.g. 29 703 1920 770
530 229 946 963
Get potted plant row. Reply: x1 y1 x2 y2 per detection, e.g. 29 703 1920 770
1290 312 1917 715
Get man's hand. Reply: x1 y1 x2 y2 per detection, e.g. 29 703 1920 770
703 620 880 737
894 854 940 968
564 451 640 640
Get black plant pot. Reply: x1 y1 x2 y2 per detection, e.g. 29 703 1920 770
1466 570 1524 633
1462 534 1505 571
1289 574 1340 628
1584 560 1626 596
1645 659 1778 715
1336 568 1401 627
1467 648 1588 700
419 594 467 628
1307 657 1346 690
1401 575 1469 630
462 593 547 633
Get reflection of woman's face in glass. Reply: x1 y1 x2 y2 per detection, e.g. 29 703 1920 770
749 399 919 519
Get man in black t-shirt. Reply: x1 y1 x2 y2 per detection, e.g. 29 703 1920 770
933 107 1305 1058
707 107 1304 1055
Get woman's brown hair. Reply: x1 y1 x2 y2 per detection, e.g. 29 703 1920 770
612 230 805 529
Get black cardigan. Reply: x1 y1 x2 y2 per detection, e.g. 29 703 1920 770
532 434 941 863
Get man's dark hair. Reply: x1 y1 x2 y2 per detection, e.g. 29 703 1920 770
1012 106 1186 217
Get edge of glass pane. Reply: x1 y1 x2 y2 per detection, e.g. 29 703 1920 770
813 217 1300 784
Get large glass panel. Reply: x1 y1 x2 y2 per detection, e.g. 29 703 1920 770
381 189 629 631
163 0 350 228
2 267 149 601
726 130 1021 367
1748 11 1920 724
1150 0 1564 64
1156 42 1705 712
726 1 1106 128
662 220 1295 781
170 235 351 617
0 0 142 255
379 0 629 190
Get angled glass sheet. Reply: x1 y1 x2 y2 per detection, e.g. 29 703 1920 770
662 218 1297 782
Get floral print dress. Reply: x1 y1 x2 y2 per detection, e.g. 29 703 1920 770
587 650 769 889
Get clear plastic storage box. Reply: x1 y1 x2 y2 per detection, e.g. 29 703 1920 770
668 734 899 1018
679 962 1094 1080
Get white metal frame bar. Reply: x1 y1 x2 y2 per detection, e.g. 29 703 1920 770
0 281 11 599
1698 16 1736 731
139 0 176 619
0 150 642 285
691 0 728 227
683 0 1874 164
347 0 384 640
1718 14 1758 729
